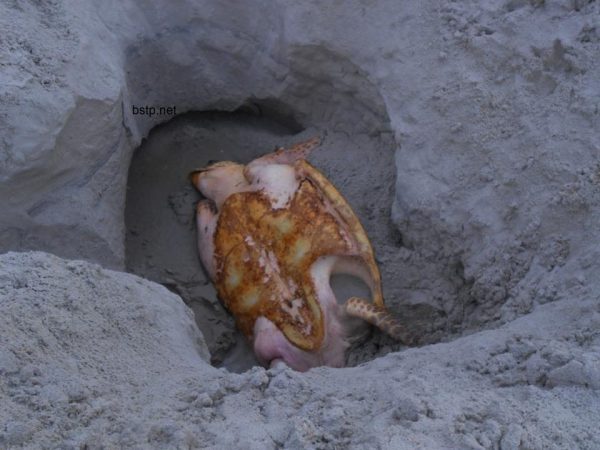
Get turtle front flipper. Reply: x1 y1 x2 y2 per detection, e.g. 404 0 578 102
243 136 322 183
196 199 218 281
294 159 384 308
345 297 414 345
250 136 321 167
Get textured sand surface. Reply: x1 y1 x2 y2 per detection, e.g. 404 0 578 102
1 252 599 448
1 0 599 448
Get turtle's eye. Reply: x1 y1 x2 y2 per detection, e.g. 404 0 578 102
207 159 219 165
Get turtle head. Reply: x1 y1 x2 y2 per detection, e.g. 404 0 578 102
252 314 348 372
190 161 247 207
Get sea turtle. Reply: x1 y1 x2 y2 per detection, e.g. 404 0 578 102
190 137 412 371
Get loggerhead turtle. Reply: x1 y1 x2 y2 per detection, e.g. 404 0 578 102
190 137 412 371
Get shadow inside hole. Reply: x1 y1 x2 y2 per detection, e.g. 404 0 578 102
330 274 373 348
217 331 259 373
329 273 371 304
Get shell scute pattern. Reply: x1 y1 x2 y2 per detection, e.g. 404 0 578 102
214 179 354 351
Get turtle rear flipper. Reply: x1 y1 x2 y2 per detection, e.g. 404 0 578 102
345 297 415 345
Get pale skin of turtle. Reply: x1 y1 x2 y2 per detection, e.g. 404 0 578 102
191 137 412 371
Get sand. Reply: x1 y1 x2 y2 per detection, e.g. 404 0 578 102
1 0 599 448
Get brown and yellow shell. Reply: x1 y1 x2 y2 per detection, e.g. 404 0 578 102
213 173 361 351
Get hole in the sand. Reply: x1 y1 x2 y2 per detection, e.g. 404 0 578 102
121 36 410 371
124 107 402 372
